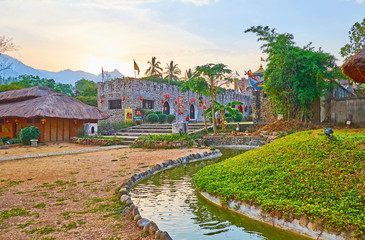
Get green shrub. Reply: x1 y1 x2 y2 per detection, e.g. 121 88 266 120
146 110 155 116
9 138 20 144
155 111 162 115
19 126 41 145
232 110 243 122
75 96 97 106
98 120 135 133
157 113 167 123
167 114 176 123
225 117 233 123
1 137 9 143
146 113 159 123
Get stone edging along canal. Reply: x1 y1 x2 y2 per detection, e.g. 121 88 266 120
116 150 222 240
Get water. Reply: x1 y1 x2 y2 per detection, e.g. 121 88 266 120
131 149 310 240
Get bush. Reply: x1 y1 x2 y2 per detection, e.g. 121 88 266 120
155 111 162 115
75 96 97 106
225 117 233 123
146 110 155 116
232 110 243 122
157 113 167 123
167 114 176 123
9 138 20 144
19 126 41 145
98 120 136 134
146 113 159 123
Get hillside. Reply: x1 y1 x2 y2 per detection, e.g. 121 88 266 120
194 130 365 238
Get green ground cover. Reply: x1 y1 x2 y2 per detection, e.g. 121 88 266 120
193 130 365 237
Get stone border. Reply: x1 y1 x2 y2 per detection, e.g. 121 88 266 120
116 150 222 240
199 192 347 240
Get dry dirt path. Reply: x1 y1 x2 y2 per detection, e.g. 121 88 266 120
0 144 208 240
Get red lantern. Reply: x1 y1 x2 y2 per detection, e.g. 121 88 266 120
189 102 191 105
199 103 202 107
140 96 143 101
244 105 247 108
122 97 125 101
209 105 212 107
164 94 170 99
249 105 252 108
175 100 178 104
41 118 46 125
15 119 19 124
161 99 164 104
190 98 195 102
100 99 103 103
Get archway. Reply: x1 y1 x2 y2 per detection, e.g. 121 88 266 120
163 101 170 115
190 104 195 119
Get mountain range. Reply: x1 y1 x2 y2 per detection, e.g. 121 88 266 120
0 54 125 85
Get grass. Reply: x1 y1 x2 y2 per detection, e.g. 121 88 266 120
193 130 365 237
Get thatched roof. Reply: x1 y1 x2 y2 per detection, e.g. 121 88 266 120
342 48 365 84
0 87 109 120
0 86 55 103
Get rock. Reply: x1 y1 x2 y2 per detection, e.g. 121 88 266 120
143 221 151 232
125 199 133 206
137 218 150 228
120 194 130 204
132 206 140 218
298 215 309 227
118 188 129 197
148 221 159 235
134 214 142 222
272 131 279 136
155 230 162 239
122 206 131 216
159 231 173 240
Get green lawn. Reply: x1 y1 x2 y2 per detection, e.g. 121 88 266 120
193 129 365 237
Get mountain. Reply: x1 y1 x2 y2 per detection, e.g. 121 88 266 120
0 54 124 85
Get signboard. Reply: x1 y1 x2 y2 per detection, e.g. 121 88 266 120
133 109 143 121
178 96 183 115
202 99 206 110
125 109 133 122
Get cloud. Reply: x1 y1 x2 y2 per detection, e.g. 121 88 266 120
180 0 219 6
355 0 364 3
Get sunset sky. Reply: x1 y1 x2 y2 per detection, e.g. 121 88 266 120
1 0 364 78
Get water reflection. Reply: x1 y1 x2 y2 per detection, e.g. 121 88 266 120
131 149 310 240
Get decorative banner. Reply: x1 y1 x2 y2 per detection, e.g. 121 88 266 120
125 109 133 122
133 109 143 121
178 96 183 115
202 99 206 110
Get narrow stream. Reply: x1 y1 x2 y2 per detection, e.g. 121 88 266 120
131 149 310 240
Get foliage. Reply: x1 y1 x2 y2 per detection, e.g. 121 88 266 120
206 101 243 131
8 138 20 144
133 133 198 148
157 113 167 123
145 110 155 116
194 130 365 237
232 109 243 122
74 79 97 96
245 26 339 120
98 120 135 134
145 56 163 77
19 126 41 145
146 113 159 123
164 60 181 82
167 114 176 123
141 75 183 87
340 17 365 60
76 96 97 106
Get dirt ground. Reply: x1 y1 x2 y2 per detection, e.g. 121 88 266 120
0 144 208 240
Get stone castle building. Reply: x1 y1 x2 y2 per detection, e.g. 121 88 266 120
97 78 253 123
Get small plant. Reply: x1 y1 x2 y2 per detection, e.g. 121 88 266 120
19 126 41 145
167 114 176 123
157 113 167 123
146 113 159 123
8 138 20 144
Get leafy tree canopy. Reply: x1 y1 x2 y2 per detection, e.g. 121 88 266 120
75 79 97 96
245 26 340 120
340 17 365 60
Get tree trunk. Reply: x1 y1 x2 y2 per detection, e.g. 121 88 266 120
203 110 208 133
211 92 217 135
221 111 225 132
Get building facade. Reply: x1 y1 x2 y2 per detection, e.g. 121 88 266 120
97 78 253 123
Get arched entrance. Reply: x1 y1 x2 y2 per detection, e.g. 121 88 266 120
163 101 170 115
190 104 195 119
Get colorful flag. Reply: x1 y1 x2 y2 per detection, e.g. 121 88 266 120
242 78 245 91
134 60 140 75
101 67 104 82
234 79 237 90
261 57 265 62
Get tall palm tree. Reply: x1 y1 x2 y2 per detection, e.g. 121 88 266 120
165 60 181 82
145 56 163 77
184 68 193 81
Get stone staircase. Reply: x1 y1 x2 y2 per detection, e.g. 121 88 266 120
113 123 208 145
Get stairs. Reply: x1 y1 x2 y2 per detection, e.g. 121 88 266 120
112 123 208 145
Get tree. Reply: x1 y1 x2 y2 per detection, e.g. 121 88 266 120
206 101 243 132
184 68 193 81
165 60 181 82
340 17 365 60
179 76 210 132
74 79 97 106
0 36 17 72
145 56 163 77
245 26 338 121
191 64 233 135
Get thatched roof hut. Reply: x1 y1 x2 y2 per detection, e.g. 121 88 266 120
0 86 109 120
342 48 365 84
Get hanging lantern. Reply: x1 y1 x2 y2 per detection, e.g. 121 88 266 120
74 119 78 124
190 98 195 102
41 118 46 125
189 102 191 105
249 105 252 108
15 119 19 124
175 100 177 104
244 105 247 108
161 99 164 104
122 97 125 101
6 120 10 124
164 94 170 99
100 99 103 103
140 96 143 101
209 105 212 107
199 103 202 107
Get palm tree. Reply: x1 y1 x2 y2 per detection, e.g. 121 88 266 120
184 68 193 81
145 56 163 77
165 60 181 82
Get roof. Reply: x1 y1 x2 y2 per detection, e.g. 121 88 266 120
0 86 55 103
0 86 109 120
252 65 264 77
342 48 365 84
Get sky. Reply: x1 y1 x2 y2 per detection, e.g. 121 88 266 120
1 0 365 79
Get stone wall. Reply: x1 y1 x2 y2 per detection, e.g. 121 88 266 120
202 136 264 146
330 97 365 126
251 91 276 124
98 78 252 123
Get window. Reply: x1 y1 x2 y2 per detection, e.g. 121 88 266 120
109 99 122 109
27 118 33 123
0 119 4 124
143 100 154 109
35 117 41 123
